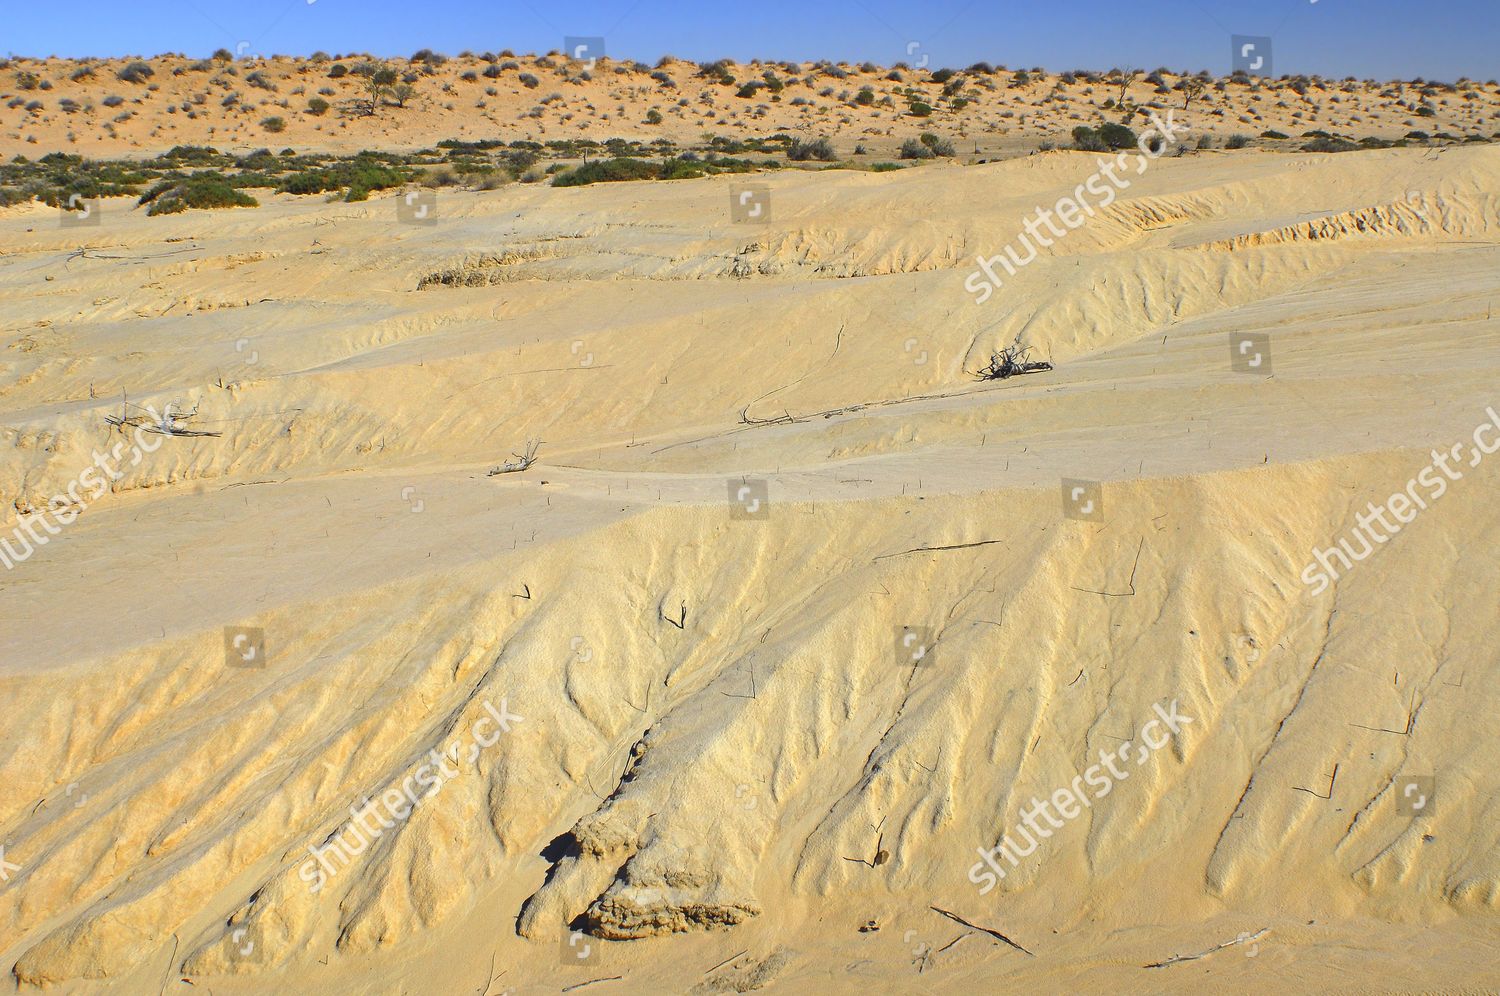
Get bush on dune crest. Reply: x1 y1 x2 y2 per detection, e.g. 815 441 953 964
137 175 257 215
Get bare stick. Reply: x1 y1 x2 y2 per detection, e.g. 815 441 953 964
928 906 1033 956
703 950 748 976
1144 927 1268 968
874 538 1007 561
936 930 976 954
489 439 541 476
561 977 622 992
1070 538 1144 597
1293 762 1339 799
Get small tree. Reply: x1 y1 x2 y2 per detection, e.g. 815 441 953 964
390 82 417 107
360 63 397 115
1181 77 1206 109
1112 67 1140 105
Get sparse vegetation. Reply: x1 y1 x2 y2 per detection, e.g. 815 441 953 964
117 60 154 83
788 136 837 161
138 175 258 215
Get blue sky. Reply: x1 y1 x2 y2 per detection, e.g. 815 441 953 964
7 0 1497 81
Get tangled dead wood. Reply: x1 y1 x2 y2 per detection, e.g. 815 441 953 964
488 439 541 476
104 398 222 438
977 344 1053 381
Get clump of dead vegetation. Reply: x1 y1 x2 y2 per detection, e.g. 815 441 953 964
976 341 1053 380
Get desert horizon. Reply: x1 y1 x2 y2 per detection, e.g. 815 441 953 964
2 3 1499 994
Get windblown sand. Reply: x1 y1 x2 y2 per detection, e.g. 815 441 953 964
1 141 1498 993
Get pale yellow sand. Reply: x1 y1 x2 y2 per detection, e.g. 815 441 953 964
1 143 1498 993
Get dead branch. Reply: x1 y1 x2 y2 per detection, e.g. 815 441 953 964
1293 762 1339 799
1144 927 1268 968
561 977 622 992
928 906 1033 956
1070 538 1145 597
703 951 749 977
661 600 686 630
875 538 1007 561
488 439 541 476
976 343 1053 381
106 399 221 438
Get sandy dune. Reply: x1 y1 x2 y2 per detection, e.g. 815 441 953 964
3 53 1499 159
1 141 1499 993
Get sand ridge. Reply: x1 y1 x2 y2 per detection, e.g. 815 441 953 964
2 53 1498 159
0 137 1498 992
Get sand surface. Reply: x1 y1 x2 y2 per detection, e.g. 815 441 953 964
1 138 1499 993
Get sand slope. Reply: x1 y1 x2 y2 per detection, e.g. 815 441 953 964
1 145 1499 992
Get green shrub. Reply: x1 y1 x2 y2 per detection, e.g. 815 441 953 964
923 134 956 156
645 108 662 124
307 97 329 115
261 116 286 133
788 136 837 161
1303 136 1359 152
552 157 660 186
139 175 257 215
1097 122 1137 149
345 162 406 200
855 86 875 106
899 138 935 159
908 101 933 117
1071 126 1108 152
328 63 348 78
118 60 154 83
1260 129 1289 139
1225 134 1251 149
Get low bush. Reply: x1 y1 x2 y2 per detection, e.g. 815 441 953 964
899 138 935 159
788 136 837 161
552 157 660 186
920 132 956 156
138 175 257 215
118 60 154 83
1097 122 1137 149
1071 126 1108 152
